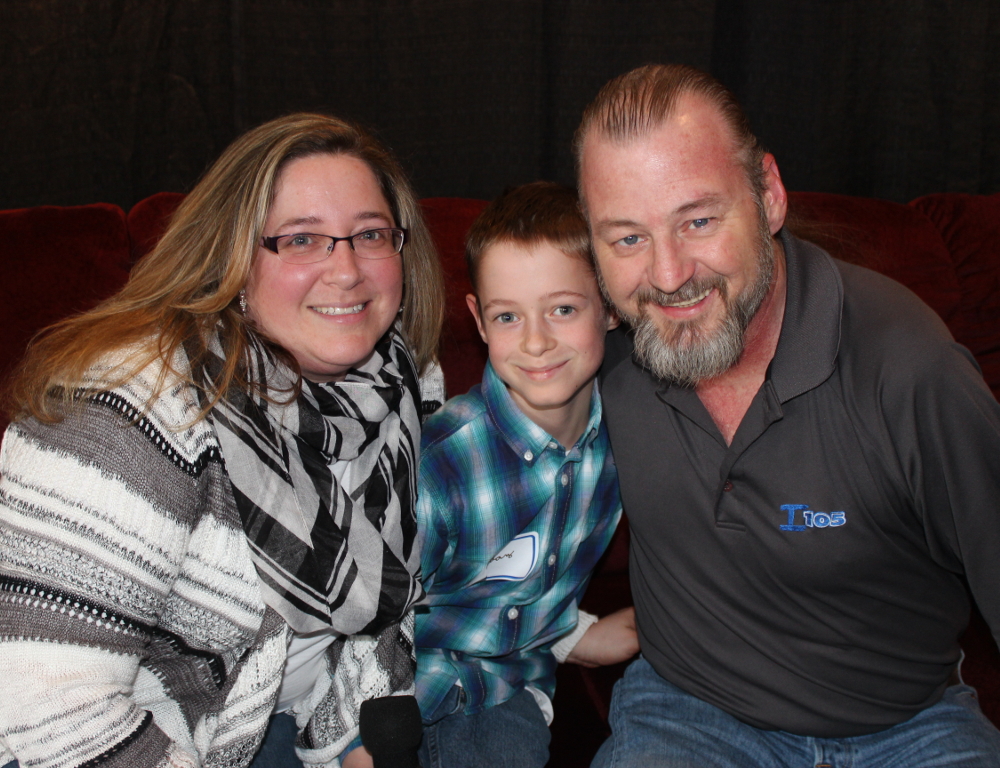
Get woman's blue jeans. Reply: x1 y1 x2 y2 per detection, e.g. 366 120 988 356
1 712 354 768
592 657 1000 768
249 712 305 768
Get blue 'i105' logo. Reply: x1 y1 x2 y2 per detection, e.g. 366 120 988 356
779 504 847 531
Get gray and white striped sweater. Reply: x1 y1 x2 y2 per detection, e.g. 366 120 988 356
0 357 415 768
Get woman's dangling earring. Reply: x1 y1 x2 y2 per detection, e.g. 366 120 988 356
239 290 247 314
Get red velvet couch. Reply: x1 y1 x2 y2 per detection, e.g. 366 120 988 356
1 190 999 766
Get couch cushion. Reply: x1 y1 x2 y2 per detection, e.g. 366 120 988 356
420 197 490 398
128 191 186 263
0 203 131 434
910 193 1000 399
787 191 961 326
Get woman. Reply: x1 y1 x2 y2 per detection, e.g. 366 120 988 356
0 113 444 768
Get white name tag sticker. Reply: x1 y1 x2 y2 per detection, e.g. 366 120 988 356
477 532 539 582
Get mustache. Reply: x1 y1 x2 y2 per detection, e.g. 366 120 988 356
634 276 727 309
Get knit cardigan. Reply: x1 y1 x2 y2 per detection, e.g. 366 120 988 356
0 353 416 768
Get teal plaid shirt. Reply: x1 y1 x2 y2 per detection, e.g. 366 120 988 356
414 362 622 717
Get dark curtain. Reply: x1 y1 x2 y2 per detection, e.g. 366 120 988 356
1 0 996 211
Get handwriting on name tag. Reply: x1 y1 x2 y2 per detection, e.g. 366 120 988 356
474 532 539 582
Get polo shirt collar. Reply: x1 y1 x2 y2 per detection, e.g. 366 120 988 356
767 230 843 403
482 361 603 465
648 231 842 405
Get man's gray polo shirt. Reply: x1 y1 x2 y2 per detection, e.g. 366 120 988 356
601 232 1000 737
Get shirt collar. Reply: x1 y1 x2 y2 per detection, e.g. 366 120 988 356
481 361 603 466
767 230 843 402
640 230 843 408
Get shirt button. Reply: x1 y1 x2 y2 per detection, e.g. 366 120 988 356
723 480 733 492
548 441 558 450
560 474 569 487
508 607 519 620
547 554 557 566
524 450 534 461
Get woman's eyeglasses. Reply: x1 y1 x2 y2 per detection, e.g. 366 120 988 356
260 228 407 264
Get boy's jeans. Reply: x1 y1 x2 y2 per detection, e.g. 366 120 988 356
419 685 550 768
593 657 1000 768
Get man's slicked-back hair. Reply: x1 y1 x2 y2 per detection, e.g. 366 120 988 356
574 63 767 199
465 181 592 295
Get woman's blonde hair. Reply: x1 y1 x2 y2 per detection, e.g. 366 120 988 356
6 113 444 424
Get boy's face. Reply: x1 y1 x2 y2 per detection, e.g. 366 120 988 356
468 240 618 443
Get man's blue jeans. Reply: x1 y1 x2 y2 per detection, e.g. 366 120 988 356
592 657 1000 768
418 685 550 768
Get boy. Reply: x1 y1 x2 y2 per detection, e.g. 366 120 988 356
415 182 637 768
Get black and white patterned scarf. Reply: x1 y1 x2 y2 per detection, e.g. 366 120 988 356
199 326 424 635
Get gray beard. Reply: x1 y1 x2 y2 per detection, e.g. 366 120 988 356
601 211 776 388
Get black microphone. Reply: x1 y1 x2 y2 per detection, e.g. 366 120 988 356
359 695 423 768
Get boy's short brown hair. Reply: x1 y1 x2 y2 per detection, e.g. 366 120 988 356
465 181 593 295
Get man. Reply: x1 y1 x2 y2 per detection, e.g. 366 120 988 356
576 63 1000 767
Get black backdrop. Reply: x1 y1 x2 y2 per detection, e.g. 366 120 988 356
2 0 997 211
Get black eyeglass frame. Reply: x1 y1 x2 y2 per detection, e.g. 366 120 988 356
260 227 408 261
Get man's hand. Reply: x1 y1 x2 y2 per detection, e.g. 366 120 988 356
565 606 639 668
342 745 375 768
